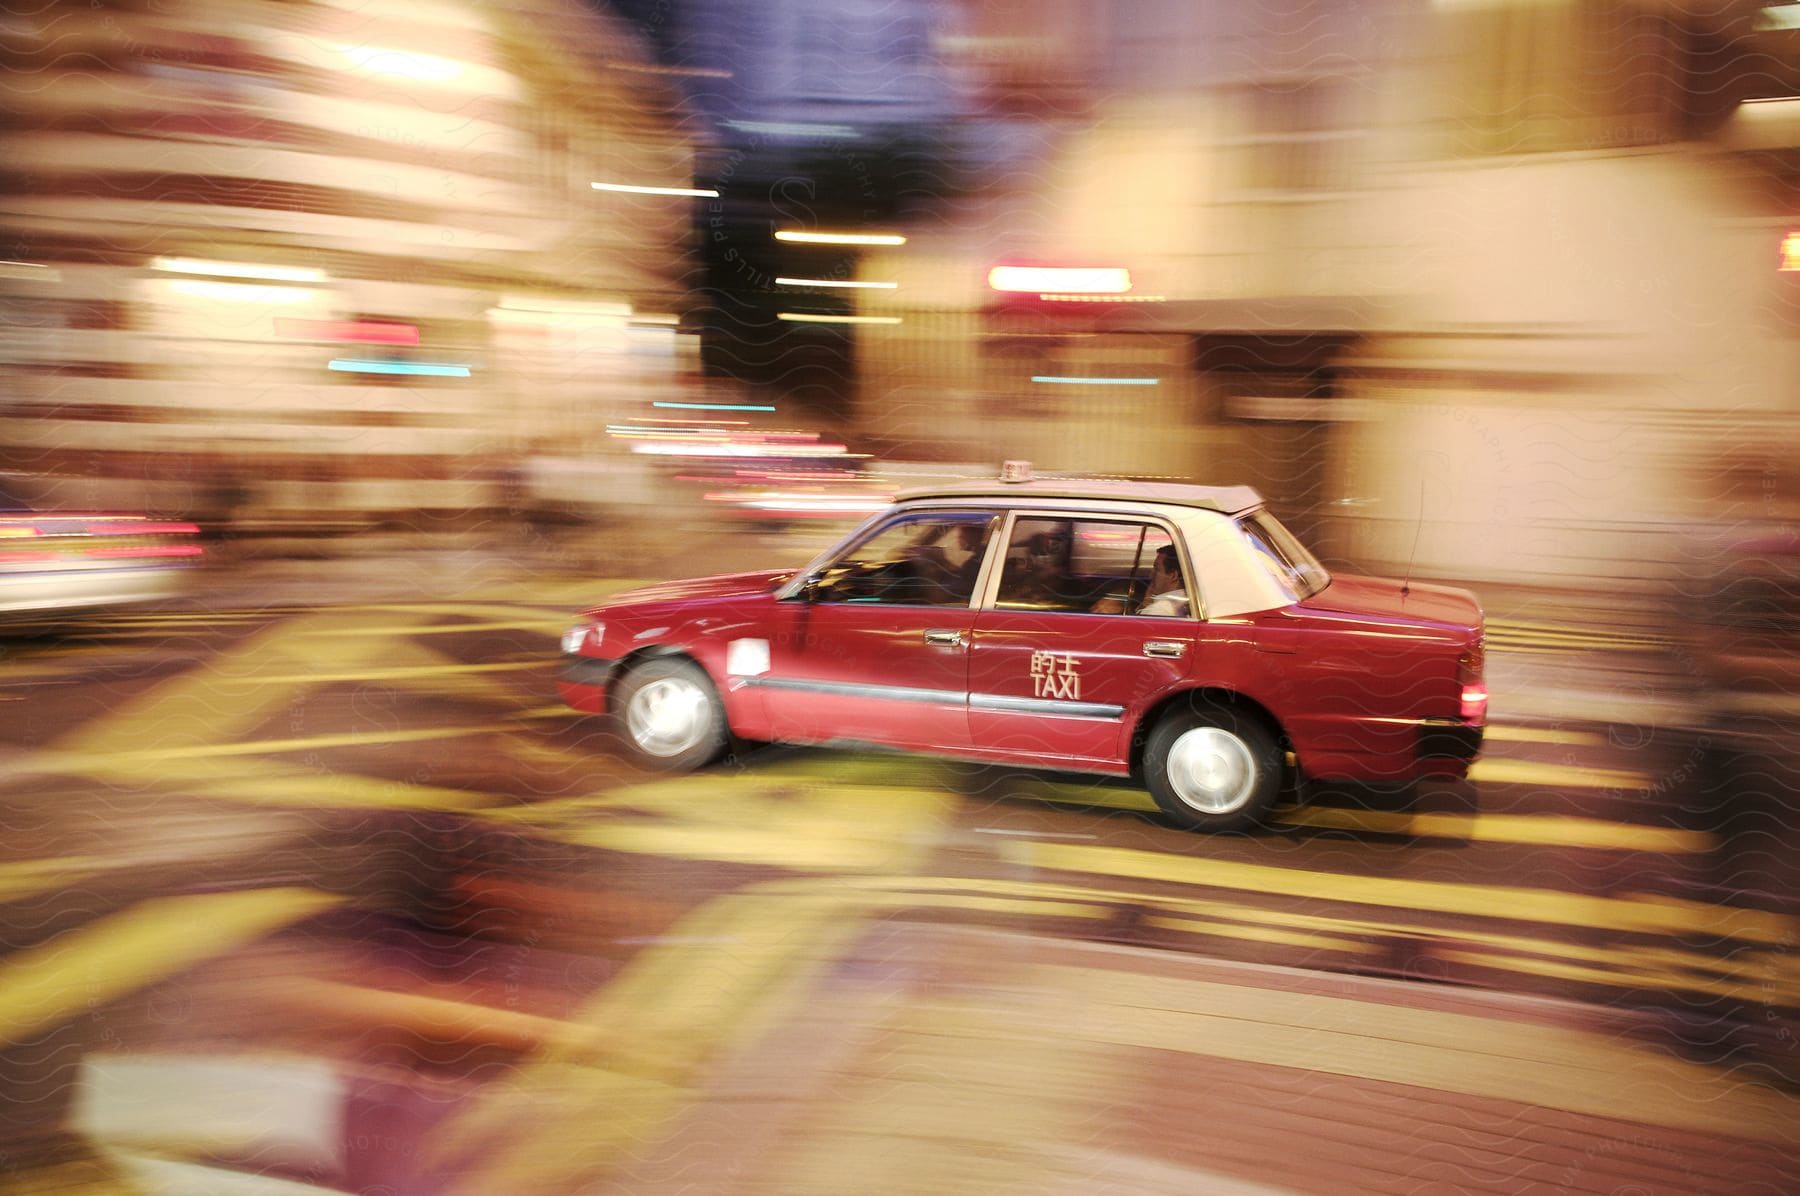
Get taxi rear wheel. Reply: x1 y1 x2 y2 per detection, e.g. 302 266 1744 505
612 656 729 772
1144 703 1282 832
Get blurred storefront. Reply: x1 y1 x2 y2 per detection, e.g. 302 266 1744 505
0 0 703 525
850 0 1799 587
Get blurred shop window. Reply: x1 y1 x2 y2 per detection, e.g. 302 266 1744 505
1437 3 1686 154
130 34 294 145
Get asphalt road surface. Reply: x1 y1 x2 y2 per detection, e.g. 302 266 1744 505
0 556 1792 1194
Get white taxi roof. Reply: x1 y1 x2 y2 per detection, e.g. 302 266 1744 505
895 478 1264 515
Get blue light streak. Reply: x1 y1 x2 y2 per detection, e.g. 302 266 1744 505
328 359 471 377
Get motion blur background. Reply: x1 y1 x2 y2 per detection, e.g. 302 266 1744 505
3 3 1800 1194
2 0 1795 582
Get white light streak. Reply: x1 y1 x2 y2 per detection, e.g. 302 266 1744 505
775 231 907 246
777 313 903 325
776 277 899 289
338 44 464 83
591 182 719 197
152 257 326 283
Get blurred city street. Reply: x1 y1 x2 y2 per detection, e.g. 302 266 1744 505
3 0 1798 1191
0 531 1794 1192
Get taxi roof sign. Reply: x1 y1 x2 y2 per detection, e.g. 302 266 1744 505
1001 459 1033 482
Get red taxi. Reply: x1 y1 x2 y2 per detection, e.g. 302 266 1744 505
559 476 1486 832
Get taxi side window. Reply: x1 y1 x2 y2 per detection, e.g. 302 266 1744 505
996 517 1184 616
811 511 996 606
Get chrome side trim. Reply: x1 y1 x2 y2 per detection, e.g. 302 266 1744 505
745 677 967 706
743 677 1125 720
970 693 1125 720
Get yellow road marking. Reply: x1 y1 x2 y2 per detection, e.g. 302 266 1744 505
764 874 1774 996
0 888 343 1044
1438 946 1800 1004
184 769 500 812
999 778 1158 814
292 619 561 637
1482 724 1605 745
1274 807 1709 853
342 602 577 620
55 610 438 756
559 782 958 873
269 978 579 1054
946 768 1677 850
1002 841 1797 945
1018 964 1800 1143
35 722 528 769
432 891 869 1195
1143 914 1381 954
0 856 106 902
1468 756 1647 790
242 660 543 685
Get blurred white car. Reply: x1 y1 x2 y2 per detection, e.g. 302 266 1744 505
0 510 203 621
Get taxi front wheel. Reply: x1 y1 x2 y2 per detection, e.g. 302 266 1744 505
1144 704 1282 832
612 657 729 772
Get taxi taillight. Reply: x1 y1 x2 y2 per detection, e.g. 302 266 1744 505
1458 639 1487 724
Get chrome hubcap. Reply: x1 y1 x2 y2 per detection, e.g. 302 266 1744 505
625 676 711 756
1165 726 1256 814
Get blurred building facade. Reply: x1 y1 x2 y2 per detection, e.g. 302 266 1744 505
0 0 704 524
851 0 1799 585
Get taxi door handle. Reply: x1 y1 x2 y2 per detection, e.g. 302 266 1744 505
924 629 965 647
1142 640 1186 658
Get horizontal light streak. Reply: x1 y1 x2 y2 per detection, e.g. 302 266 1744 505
328 359 471 377
1031 375 1160 386
338 44 463 83
630 442 852 458
84 522 200 536
777 313 902 325
726 120 857 138
274 318 419 345
775 277 899 289
152 257 325 283
653 401 776 412
85 545 205 560
0 260 61 281
1039 292 1166 303
989 265 1130 293
591 181 719 197
609 61 734 79
608 418 749 429
774 231 907 246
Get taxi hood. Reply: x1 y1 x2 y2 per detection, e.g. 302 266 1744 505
600 569 794 610
1300 573 1482 630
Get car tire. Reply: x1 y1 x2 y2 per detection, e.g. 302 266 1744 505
611 656 729 772
1143 701 1283 833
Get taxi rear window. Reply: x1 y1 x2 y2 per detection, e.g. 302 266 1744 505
1237 510 1328 600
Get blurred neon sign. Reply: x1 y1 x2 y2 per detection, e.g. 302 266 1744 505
275 319 419 345
1782 229 1800 272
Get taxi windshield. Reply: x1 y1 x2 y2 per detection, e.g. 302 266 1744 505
1237 510 1329 600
